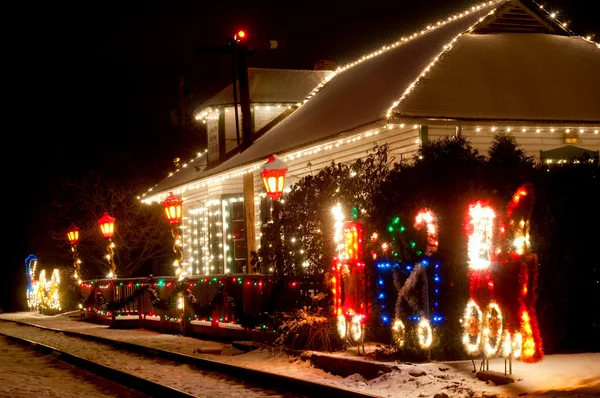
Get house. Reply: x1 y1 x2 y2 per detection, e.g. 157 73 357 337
141 0 600 278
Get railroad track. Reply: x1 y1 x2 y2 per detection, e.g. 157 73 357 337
0 318 377 398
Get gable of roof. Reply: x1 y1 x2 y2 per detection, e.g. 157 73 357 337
146 1 501 196
195 68 334 114
393 33 600 123
473 0 571 35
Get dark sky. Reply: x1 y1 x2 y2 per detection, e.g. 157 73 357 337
4 0 598 312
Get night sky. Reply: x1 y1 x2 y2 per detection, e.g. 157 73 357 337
4 0 598 312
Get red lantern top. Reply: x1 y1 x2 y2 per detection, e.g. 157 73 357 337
66 223 80 245
260 155 288 200
98 212 116 239
162 192 184 225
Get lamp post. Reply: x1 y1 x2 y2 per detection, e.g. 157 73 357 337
162 192 185 281
260 155 288 200
66 223 82 283
97 212 117 278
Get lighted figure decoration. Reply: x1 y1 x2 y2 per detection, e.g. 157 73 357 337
260 155 288 200
98 212 117 278
25 254 38 310
390 209 440 349
25 255 61 312
67 223 82 283
162 192 186 281
463 184 543 366
331 204 367 344
34 269 62 312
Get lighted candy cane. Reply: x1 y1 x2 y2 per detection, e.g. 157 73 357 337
414 209 439 256
410 208 439 349
25 254 38 310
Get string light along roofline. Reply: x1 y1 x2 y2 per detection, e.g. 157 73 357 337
295 0 598 115
140 0 598 202
140 121 598 204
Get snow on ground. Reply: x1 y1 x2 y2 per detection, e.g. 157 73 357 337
0 317 295 397
0 336 146 397
0 311 223 354
1 312 599 397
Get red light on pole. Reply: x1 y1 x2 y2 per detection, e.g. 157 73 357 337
234 30 247 41
98 212 116 239
162 192 183 225
66 223 80 245
260 155 288 200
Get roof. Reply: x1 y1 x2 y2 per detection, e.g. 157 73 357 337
195 68 334 113
393 33 600 123
146 0 600 198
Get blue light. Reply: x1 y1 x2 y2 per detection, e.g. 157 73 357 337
434 275 440 282
378 293 385 299
435 263 440 269
405 265 413 271
435 289 439 293
378 279 384 285
382 316 389 322
421 259 429 266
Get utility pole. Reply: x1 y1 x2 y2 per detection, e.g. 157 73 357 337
196 31 285 154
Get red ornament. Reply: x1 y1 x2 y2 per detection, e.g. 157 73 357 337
98 212 116 239
66 222 80 245
260 155 288 200
162 192 184 225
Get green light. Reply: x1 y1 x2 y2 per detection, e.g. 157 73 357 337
120 282 123 286
410 241 416 248
388 226 394 232
400 226 406 232
416 250 422 256
352 206 359 220
393 216 400 225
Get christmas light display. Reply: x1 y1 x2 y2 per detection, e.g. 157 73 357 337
331 204 367 343
27 255 61 313
162 192 186 281
25 254 38 310
66 223 82 284
98 212 117 278
462 184 543 364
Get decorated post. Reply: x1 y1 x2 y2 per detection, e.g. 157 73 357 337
162 192 185 280
67 223 82 284
98 212 117 278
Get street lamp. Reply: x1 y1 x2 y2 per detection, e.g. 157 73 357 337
97 212 117 278
260 155 288 200
162 192 185 280
66 223 82 283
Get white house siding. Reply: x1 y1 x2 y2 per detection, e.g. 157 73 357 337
428 126 600 161
178 122 599 275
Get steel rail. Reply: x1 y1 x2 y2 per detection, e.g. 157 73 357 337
0 318 379 398
0 331 195 398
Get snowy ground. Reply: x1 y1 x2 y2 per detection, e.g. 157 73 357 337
1 312 599 397
0 336 146 397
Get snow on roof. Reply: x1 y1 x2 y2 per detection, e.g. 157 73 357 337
195 68 334 113
393 33 600 123
144 2 500 197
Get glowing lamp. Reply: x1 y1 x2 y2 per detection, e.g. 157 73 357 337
235 30 246 41
260 155 288 200
162 192 183 225
98 212 115 239
66 223 80 245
